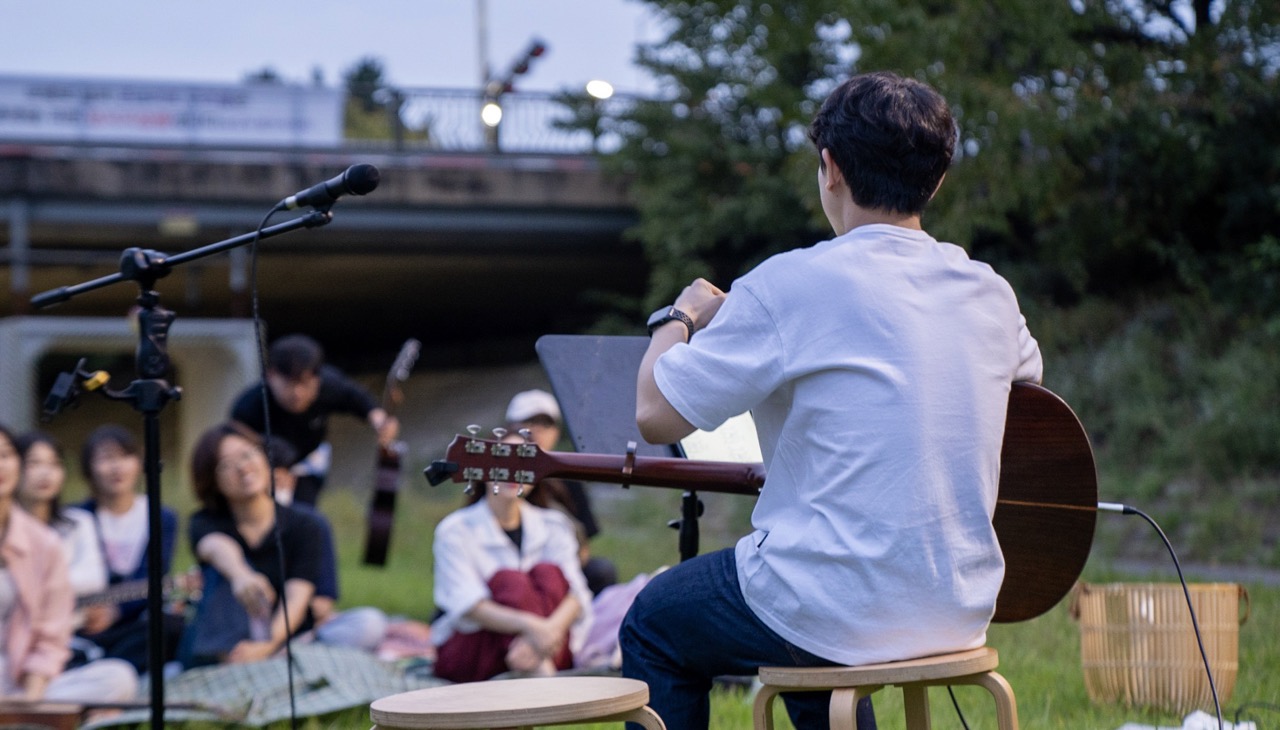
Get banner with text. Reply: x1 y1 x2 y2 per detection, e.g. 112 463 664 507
0 75 344 147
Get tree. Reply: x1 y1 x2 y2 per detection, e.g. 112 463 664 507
344 57 387 112
243 66 283 84
339 57 428 145
587 0 1279 314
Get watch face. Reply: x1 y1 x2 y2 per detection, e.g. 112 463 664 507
647 307 672 329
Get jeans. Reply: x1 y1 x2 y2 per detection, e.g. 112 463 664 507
620 548 876 730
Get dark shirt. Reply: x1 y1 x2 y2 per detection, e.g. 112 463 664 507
188 504 329 605
183 505 331 666
229 364 376 465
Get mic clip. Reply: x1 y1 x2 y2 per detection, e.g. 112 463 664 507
43 358 110 421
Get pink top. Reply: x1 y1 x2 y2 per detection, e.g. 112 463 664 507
2 506 74 683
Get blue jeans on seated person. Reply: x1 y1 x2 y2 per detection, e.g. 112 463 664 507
620 548 876 730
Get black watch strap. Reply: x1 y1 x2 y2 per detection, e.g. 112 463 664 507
647 306 696 338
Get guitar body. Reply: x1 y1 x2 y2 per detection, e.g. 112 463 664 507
992 382 1097 622
363 443 403 566
426 382 1098 622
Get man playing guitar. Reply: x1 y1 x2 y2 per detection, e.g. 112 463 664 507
626 72 1044 730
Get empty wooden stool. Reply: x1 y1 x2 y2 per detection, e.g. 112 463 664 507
753 646 1018 730
370 676 665 729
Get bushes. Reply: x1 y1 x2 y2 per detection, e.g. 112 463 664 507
1033 295 1280 565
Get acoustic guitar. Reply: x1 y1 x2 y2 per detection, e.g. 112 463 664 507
76 568 201 610
425 382 1098 623
363 338 421 567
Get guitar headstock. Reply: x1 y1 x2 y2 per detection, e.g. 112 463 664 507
391 339 421 382
424 428 551 488
383 338 422 410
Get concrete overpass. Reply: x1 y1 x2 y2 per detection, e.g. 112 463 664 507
1 141 642 368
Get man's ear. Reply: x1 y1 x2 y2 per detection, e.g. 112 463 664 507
820 148 845 190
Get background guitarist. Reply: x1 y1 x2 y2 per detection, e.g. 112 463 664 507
625 71 1044 730
230 333 399 506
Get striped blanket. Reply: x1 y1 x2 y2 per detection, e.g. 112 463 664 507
82 644 444 727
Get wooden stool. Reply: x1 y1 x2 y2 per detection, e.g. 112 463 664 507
753 646 1018 730
0 701 83 730
370 676 665 729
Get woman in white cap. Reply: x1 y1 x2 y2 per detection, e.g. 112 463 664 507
505 389 617 595
430 432 593 682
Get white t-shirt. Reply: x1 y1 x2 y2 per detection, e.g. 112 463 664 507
95 497 149 578
56 507 108 597
655 224 1043 666
431 499 594 653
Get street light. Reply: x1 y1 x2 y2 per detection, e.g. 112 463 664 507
480 101 503 127
479 38 549 152
585 79 614 100
583 80 615 152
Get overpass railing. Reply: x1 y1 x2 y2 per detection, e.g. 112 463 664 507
355 87 638 154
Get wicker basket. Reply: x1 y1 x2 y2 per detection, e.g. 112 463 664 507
1071 582 1249 715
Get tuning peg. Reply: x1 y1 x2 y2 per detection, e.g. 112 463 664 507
518 428 533 442
463 482 475 496
516 485 526 497
492 483 501 495
492 427 508 440
466 424 481 436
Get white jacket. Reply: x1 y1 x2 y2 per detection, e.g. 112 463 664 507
430 499 593 653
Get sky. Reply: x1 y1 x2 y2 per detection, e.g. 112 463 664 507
0 1 666 95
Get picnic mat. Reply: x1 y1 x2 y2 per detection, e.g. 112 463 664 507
82 644 444 727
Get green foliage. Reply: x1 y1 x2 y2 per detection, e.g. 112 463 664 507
581 0 1279 315
343 57 386 113
553 0 1280 550
1028 295 1280 565
589 1 858 310
340 57 430 144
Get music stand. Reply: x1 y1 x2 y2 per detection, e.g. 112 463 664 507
535 334 702 560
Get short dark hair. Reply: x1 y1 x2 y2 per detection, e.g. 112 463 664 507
808 71 956 216
268 334 324 378
80 424 140 487
190 421 265 514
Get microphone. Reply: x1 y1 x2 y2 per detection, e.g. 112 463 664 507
278 164 380 210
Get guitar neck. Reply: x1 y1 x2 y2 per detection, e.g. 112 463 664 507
76 578 155 609
543 452 765 496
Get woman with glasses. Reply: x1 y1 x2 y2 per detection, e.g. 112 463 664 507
182 422 384 667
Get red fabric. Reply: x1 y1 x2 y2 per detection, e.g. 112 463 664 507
434 564 573 683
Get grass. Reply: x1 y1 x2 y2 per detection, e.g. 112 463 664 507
135 476 1279 729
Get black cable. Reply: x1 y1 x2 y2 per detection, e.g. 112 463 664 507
1233 700 1280 726
1098 501 1224 730
946 685 973 730
248 205 300 730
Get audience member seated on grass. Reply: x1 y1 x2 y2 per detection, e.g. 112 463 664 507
180 422 386 668
504 389 618 597
430 434 593 683
15 431 107 602
0 423 138 703
74 424 184 677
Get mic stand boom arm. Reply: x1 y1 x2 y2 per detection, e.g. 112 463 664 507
31 210 332 307
29 209 332 730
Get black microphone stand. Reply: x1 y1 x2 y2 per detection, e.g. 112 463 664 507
33 210 331 730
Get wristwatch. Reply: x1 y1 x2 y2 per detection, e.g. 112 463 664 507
647 306 696 338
